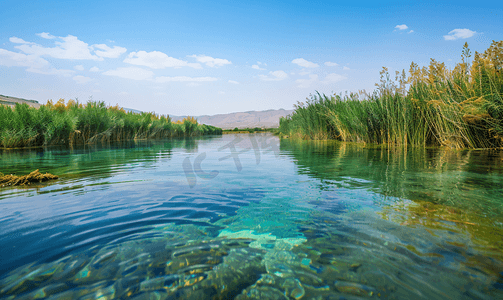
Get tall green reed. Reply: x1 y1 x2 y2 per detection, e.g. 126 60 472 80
0 100 222 149
280 41 503 149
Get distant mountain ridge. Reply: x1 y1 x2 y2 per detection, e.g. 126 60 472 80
0 94 41 108
170 109 294 129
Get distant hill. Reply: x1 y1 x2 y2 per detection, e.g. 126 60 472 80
171 109 294 129
122 107 143 114
0 94 41 108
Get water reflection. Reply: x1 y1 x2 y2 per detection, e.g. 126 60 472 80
280 139 503 219
0 136 220 180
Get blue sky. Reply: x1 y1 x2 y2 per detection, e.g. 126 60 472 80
1 1 501 116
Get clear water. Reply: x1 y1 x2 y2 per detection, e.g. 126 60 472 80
0 133 502 299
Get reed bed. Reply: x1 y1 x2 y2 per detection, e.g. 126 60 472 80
280 41 503 148
0 100 222 148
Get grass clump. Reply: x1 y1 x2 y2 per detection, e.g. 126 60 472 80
0 100 222 149
0 170 58 187
280 41 503 149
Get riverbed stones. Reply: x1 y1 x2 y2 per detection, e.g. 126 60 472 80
12 283 68 300
0 262 65 296
256 274 275 285
43 280 111 300
334 280 376 297
128 291 170 300
188 247 266 299
113 276 142 298
236 286 289 300
282 278 305 299
139 275 179 292
1 222 367 300
77 283 116 300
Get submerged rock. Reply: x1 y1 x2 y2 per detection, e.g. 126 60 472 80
282 278 305 300
140 275 180 292
256 274 275 285
13 283 68 300
191 248 266 299
236 286 289 300
334 280 376 297
128 291 170 300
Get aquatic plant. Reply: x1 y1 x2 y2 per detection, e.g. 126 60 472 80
0 100 222 148
0 169 58 187
280 41 503 148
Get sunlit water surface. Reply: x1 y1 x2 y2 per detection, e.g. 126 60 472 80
0 134 502 299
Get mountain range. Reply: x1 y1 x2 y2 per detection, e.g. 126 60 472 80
170 109 294 129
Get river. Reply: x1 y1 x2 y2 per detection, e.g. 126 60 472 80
0 133 502 299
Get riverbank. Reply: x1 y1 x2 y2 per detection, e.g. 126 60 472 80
0 100 222 149
280 41 503 149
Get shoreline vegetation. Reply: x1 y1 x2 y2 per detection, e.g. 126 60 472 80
0 100 222 149
280 41 503 149
222 127 279 134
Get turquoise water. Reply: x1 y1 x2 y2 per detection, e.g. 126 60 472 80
0 133 502 299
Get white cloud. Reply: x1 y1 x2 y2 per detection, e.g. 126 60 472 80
292 58 319 68
74 65 84 71
0 48 73 76
90 66 100 72
296 74 318 88
73 75 93 84
124 51 202 69
257 61 267 66
219 91 225 95
93 44 127 58
395 24 408 30
322 73 347 84
155 76 217 83
154 92 168 96
343 66 350 70
119 92 128 95
259 70 288 81
252 64 266 70
29 68 74 76
103 67 154 80
10 34 126 62
408 30 414 34
37 32 56 39
298 71 311 76
444 29 477 41
9 37 34 44
325 61 339 67
14 34 102 60
228 80 239 84
188 55 231 67
186 82 200 87
0 48 49 68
